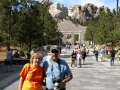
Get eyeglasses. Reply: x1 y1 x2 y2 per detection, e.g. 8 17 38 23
51 49 58 53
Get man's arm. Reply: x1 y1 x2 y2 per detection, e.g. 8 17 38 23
60 75 73 87
62 75 73 83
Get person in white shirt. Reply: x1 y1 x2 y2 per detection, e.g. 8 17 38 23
85 47 89 56
77 51 82 68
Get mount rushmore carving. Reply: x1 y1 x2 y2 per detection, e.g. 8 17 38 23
41 0 109 22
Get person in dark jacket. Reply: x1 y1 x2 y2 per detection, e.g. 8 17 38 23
71 50 77 67
94 50 99 62
81 50 86 65
110 48 116 66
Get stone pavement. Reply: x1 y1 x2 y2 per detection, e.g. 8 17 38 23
0 64 23 90
1 46 120 90
65 47 120 90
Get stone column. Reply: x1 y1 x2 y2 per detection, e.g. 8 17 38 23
79 32 81 44
71 32 74 45
62 33 66 44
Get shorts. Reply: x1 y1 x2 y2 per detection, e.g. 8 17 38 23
101 54 105 57
5 60 12 66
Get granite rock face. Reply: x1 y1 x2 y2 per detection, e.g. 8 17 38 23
41 0 109 22
49 2 68 19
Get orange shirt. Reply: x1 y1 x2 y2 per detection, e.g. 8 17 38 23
20 63 44 90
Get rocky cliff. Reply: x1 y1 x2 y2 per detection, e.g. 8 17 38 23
41 0 109 22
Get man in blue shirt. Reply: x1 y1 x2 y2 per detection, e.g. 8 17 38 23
100 48 105 62
41 45 73 90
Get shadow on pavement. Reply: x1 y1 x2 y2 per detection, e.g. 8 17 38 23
80 67 94 68
0 64 23 90
0 76 19 90
83 63 94 65
60 55 71 58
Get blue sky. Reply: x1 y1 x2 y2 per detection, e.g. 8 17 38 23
38 0 119 11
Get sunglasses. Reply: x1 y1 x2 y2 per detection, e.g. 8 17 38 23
51 49 59 53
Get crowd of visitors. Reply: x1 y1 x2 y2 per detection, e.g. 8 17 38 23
0 42 119 90
70 43 88 68
71 43 118 68
93 45 117 66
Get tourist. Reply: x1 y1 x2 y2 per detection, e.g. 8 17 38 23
109 47 116 66
5 49 13 72
40 46 73 90
81 50 87 65
94 49 99 62
71 50 77 67
18 53 44 90
100 48 105 62
77 51 82 68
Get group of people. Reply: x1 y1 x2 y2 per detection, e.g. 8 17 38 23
70 45 89 68
71 43 118 67
7 43 118 90
93 46 117 66
18 45 73 90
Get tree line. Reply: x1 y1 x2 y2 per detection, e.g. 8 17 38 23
84 8 120 47
0 0 63 52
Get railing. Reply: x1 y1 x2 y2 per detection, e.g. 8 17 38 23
3 58 30 65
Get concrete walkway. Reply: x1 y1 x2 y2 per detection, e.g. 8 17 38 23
1 46 120 90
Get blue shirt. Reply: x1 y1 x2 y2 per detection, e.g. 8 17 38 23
40 56 72 89
101 49 105 55
6 51 12 61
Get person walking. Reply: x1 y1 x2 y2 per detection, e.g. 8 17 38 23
81 50 86 65
71 50 77 67
41 46 73 90
5 49 13 72
100 48 105 62
94 49 99 62
109 47 116 66
85 47 89 56
77 51 82 68
18 53 44 90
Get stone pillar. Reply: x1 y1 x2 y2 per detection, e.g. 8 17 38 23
79 32 81 44
71 32 74 45
62 33 66 44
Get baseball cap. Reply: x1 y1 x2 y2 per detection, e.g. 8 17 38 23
50 45 59 51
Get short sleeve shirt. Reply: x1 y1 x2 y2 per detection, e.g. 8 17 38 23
20 63 44 90
77 54 82 60
6 51 12 61
71 53 77 58
40 56 72 89
101 49 105 55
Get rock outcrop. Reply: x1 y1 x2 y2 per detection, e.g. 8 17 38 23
41 0 110 22
49 2 68 19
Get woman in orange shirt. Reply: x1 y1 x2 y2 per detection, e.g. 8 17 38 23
18 52 44 90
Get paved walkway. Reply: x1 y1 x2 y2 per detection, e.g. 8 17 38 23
1 46 120 90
